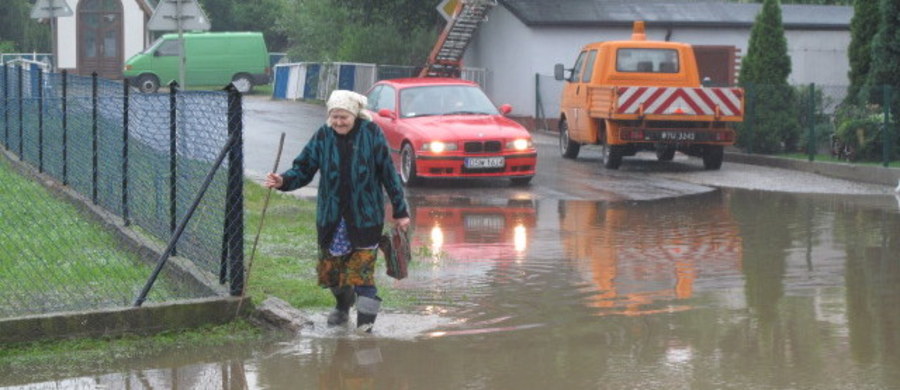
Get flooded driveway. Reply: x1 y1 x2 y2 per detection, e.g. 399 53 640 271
5 98 900 389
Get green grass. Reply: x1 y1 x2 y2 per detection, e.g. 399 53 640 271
0 158 185 315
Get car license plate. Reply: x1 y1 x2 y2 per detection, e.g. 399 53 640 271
464 214 505 233
660 131 696 141
465 157 505 169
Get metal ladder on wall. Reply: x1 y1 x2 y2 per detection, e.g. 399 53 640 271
419 0 497 78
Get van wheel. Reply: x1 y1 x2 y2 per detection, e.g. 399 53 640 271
400 143 421 186
231 74 254 93
600 143 623 169
703 145 724 170
137 74 160 93
559 119 580 159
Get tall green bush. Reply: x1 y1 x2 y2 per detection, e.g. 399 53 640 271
738 0 801 154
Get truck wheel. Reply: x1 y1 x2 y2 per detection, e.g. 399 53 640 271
137 74 160 93
656 147 676 161
400 143 421 186
703 145 724 170
231 73 254 93
601 143 623 169
559 119 580 159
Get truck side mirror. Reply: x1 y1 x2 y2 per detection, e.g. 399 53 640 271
554 64 566 81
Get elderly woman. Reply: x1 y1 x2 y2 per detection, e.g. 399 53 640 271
265 90 410 333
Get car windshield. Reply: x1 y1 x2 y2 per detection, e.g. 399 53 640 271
399 85 499 118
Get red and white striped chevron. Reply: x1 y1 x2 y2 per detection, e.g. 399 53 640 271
616 87 744 116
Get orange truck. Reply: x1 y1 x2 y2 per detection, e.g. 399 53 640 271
554 21 744 170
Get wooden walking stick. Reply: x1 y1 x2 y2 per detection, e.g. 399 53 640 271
234 132 286 320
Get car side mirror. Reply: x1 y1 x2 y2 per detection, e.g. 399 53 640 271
554 64 566 81
499 104 512 115
377 108 396 119
153 51 161 57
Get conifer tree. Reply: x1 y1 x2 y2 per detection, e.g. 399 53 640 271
846 0 879 102
867 0 900 111
738 0 800 153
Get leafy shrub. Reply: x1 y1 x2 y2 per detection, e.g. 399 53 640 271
833 104 886 161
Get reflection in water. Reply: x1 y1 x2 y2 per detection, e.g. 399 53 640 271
558 191 743 316
408 196 536 263
5 190 900 389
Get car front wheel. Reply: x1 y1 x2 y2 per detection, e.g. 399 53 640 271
400 143 421 186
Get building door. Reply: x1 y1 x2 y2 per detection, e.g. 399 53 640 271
77 0 123 79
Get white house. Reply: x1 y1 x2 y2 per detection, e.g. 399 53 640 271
54 0 155 79
463 0 853 121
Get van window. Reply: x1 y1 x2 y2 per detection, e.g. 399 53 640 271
581 50 597 82
570 51 587 82
616 48 679 73
155 40 182 57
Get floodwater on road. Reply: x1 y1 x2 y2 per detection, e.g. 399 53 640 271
5 186 899 389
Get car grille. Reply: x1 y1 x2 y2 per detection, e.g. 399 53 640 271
464 141 502 153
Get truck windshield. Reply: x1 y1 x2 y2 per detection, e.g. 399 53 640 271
616 48 679 73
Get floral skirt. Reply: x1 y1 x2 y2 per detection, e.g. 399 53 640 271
317 248 378 288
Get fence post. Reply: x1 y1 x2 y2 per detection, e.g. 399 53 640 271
62 70 68 185
169 80 178 256
225 85 245 296
122 80 130 226
18 64 23 159
745 83 754 154
38 70 44 172
884 85 892 167
3 62 7 150
92 72 98 204
807 83 815 162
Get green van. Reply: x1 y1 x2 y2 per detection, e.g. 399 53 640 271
123 32 270 93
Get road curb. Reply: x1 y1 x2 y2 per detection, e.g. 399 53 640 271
725 152 900 187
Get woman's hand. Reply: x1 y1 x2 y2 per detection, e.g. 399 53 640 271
394 217 410 232
265 173 283 189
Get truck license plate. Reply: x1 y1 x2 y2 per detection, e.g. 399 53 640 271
465 157 505 169
660 131 696 141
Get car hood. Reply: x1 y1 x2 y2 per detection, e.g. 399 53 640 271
402 115 530 140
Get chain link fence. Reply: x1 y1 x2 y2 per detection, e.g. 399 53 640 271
0 63 245 318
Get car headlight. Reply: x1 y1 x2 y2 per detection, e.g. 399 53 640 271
506 138 533 151
422 141 458 153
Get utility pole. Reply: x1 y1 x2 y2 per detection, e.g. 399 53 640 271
147 0 211 89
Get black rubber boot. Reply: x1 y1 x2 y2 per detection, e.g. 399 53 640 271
356 295 382 333
327 286 356 326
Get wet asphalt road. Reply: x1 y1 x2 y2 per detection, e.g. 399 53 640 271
242 95 894 201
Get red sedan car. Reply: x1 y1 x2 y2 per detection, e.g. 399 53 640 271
365 78 537 186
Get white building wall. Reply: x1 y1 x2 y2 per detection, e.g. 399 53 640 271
57 0 79 69
465 5 850 118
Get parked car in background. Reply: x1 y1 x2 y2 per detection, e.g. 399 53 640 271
365 78 537 186
123 32 270 93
